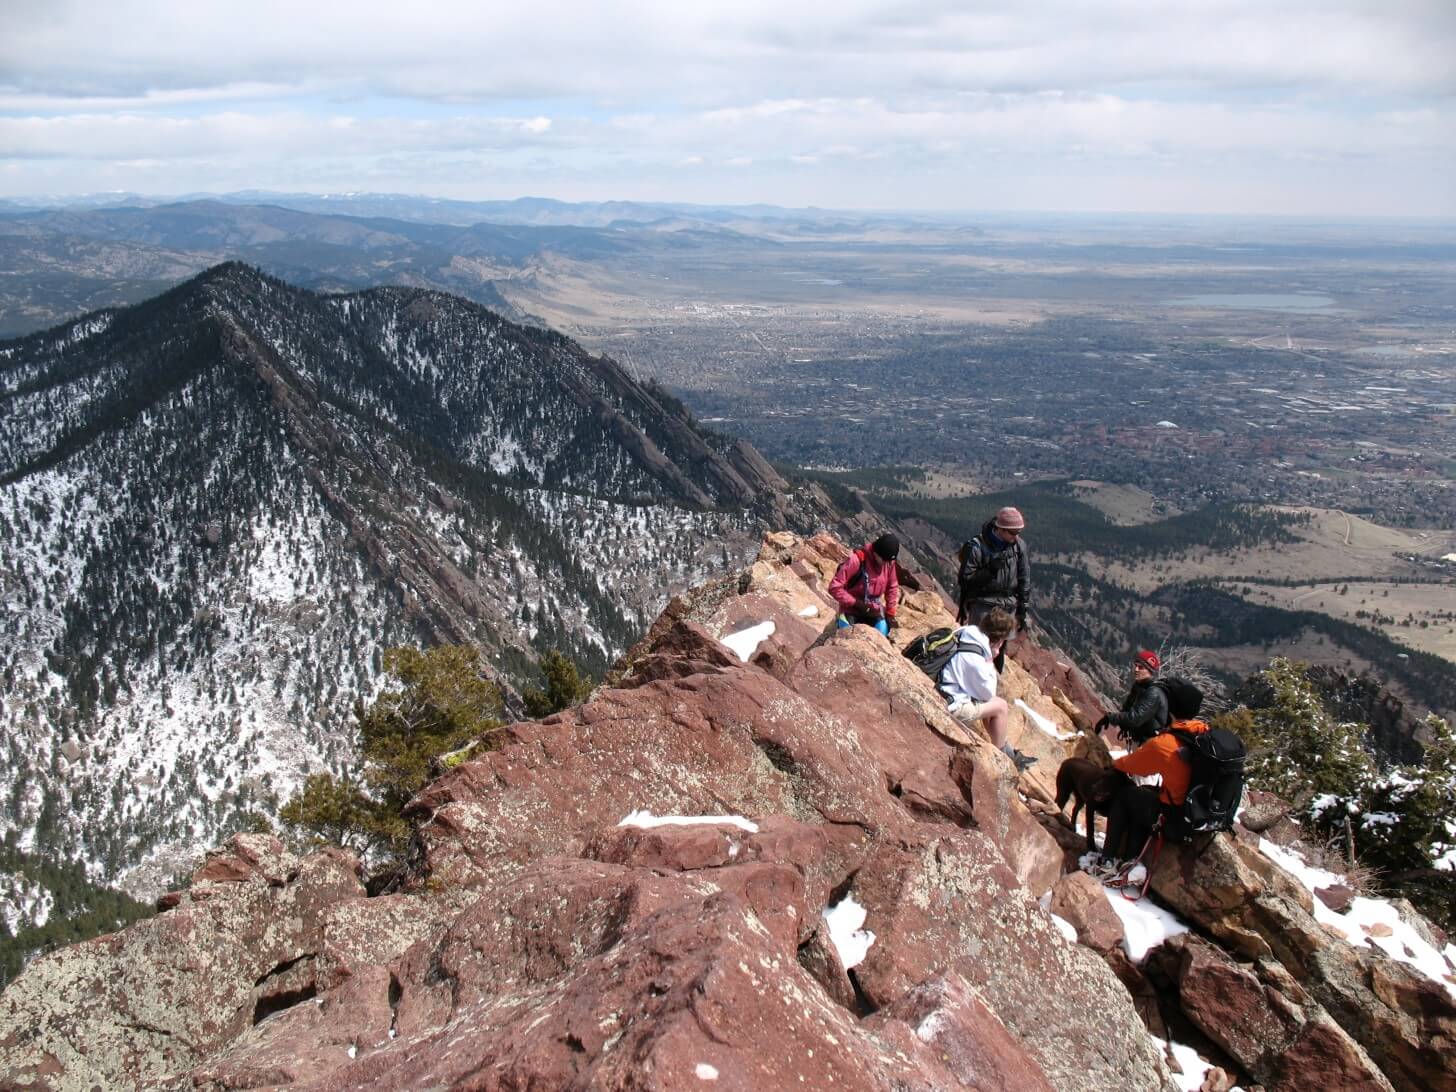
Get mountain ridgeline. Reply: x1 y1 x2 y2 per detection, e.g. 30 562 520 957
0 263 814 916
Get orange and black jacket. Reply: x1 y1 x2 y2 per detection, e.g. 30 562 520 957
1112 719 1210 806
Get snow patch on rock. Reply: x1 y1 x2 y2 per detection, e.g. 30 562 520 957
618 811 759 833
823 894 876 970
1259 838 1456 998
1101 886 1189 962
1016 698 1075 741
720 620 775 662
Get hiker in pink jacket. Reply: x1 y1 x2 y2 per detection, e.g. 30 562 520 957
829 534 901 637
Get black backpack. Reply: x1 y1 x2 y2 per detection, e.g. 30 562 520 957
1171 727 1246 833
1154 676 1204 721
903 627 988 696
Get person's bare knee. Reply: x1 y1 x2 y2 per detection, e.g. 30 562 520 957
982 697 1009 747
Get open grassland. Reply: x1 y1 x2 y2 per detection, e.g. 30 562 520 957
1235 582 1456 662
1067 481 1181 525
1074 507 1451 585
1064 506 1456 665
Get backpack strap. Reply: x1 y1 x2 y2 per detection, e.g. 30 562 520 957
933 636 992 695
955 636 990 660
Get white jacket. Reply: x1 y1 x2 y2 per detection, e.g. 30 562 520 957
940 624 999 713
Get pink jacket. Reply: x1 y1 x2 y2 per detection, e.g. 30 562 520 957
829 545 900 619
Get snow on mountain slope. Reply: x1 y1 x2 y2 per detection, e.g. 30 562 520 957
0 263 810 920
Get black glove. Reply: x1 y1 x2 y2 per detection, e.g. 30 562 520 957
1016 610 1028 632
1094 715 1111 732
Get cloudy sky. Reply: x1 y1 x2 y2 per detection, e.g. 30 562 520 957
1 0 1451 215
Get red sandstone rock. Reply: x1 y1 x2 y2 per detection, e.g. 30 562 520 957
20 531 1449 1092
1158 934 1394 1091
1008 637 1105 732
190 832 300 886
1049 870 1126 955
865 974 1055 1092
848 830 1174 1090
0 844 365 1087
1150 836 1454 1091
1315 883 1356 913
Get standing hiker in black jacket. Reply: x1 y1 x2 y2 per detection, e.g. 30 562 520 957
1096 649 1171 746
957 507 1030 672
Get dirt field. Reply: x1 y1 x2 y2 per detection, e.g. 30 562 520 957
500 253 1056 340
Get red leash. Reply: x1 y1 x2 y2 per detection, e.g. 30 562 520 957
1121 815 1165 901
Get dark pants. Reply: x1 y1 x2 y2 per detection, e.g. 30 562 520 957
1104 785 1164 861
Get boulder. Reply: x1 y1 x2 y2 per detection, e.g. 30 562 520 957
783 625 1063 895
194 876 1045 1091
189 832 301 887
408 663 897 894
1153 934 1393 1091
865 974 1055 1092
849 831 1176 1091
1006 636 1105 733
0 845 364 1089
1049 870 1126 956
1151 834 1456 1091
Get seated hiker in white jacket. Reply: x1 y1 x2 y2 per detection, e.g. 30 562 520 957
940 607 1037 771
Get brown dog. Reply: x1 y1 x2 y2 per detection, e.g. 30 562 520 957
1055 757 1128 852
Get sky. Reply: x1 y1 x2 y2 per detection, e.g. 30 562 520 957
1 0 1452 216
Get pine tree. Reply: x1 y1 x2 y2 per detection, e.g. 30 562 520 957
1241 658 1375 808
279 645 502 859
1354 714 1456 923
521 650 594 718
1231 660 1456 929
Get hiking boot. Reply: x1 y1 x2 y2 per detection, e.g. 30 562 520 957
1085 857 1124 883
1010 749 1038 772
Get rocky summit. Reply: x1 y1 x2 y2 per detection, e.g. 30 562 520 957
1 533 1452 1091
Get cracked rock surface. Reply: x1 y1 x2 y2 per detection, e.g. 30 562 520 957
0 534 1258 1089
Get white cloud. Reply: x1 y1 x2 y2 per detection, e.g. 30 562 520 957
4 0 1450 101
0 0 1450 213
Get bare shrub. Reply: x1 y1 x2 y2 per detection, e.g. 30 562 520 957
1154 641 1228 715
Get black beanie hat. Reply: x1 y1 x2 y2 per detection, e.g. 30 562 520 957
872 533 900 561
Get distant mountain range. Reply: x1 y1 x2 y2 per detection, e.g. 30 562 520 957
0 190 910 228
0 263 823 918
0 194 988 336
0 199 612 335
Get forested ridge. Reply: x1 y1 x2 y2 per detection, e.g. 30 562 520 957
0 263 797 960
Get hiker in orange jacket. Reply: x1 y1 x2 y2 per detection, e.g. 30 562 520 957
1099 683 1209 866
